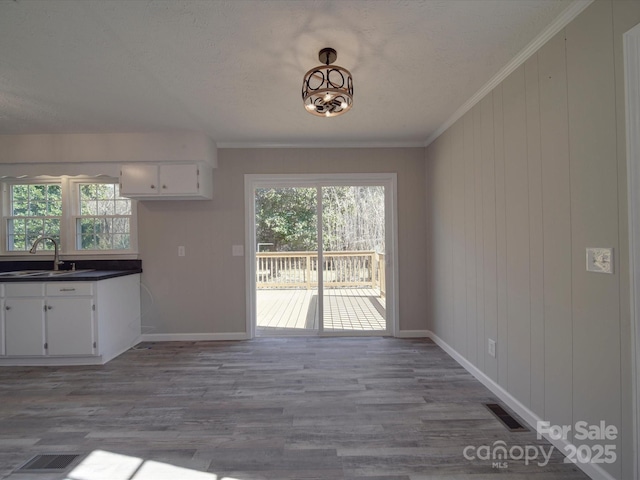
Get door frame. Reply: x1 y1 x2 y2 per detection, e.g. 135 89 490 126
624 21 640 479
244 173 399 338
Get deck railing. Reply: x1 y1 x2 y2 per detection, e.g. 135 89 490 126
257 250 385 296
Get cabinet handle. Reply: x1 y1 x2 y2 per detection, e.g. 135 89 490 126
5 305 10 311
150 184 156 189
60 288 76 292
162 184 167 189
47 305 53 310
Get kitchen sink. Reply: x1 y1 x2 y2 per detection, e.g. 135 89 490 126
28 270 94 277
0 271 40 277
0 269 94 277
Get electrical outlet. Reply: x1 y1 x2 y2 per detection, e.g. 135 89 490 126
488 339 496 358
178 246 185 257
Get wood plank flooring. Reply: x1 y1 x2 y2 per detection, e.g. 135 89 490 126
257 288 386 333
0 338 589 479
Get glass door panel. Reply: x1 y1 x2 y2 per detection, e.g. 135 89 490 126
255 187 318 335
321 186 387 332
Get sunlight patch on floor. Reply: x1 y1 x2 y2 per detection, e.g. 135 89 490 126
65 450 241 480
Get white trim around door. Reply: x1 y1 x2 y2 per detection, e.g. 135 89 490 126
624 21 640 480
244 173 399 339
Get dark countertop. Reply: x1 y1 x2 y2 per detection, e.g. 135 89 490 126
0 269 142 282
0 259 142 282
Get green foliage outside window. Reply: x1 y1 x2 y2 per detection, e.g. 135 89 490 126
77 183 131 250
255 186 385 253
5 182 132 252
8 184 62 251
255 188 318 251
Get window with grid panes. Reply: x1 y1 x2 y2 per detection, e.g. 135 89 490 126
76 183 132 250
2 178 136 255
6 183 62 251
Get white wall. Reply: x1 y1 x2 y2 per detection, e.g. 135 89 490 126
138 147 428 336
425 1 640 478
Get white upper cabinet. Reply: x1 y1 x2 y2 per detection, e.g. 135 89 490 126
120 164 158 195
159 164 199 194
120 163 213 200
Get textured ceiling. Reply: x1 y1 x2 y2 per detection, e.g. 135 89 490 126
0 0 575 147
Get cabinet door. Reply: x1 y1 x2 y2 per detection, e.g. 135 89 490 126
159 164 199 194
0 299 4 356
46 297 94 356
120 164 159 195
5 298 45 356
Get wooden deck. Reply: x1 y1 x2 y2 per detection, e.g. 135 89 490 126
257 287 386 334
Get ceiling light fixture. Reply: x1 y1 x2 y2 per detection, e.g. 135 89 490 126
302 48 353 118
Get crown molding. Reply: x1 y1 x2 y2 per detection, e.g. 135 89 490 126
216 141 426 149
424 0 594 148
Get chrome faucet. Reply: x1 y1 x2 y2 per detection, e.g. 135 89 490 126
29 236 64 271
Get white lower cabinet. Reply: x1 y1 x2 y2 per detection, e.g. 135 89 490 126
0 298 4 356
3 283 93 357
5 297 46 356
45 282 95 356
4 283 46 356
3 284 91 357
0 274 141 365
46 297 94 356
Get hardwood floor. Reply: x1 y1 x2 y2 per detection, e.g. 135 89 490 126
0 338 589 479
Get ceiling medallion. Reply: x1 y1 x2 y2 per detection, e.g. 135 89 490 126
302 47 353 118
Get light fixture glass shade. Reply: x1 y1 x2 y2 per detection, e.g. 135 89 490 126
302 49 353 117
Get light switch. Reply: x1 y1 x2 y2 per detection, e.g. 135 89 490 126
232 245 244 257
178 246 185 257
488 339 496 358
586 247 613 274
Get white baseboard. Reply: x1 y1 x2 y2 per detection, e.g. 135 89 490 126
143 331 429 341
0 356 105 366
395 329 430 338
426 330 617 480
139 332 249 342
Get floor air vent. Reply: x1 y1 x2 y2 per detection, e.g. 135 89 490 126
485 403 529 432
16 454 82 473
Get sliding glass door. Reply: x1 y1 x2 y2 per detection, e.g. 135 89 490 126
248 174 395 337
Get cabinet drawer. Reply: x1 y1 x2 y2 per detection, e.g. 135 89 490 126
5 283 44 297
46 283 93 296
